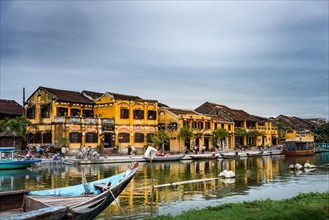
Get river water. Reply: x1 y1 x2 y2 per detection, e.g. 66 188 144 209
0 153 328 219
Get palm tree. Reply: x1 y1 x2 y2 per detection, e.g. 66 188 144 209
211 128 230 149
0 116 37 147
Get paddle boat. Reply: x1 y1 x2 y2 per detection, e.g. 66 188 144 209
143 146 184 162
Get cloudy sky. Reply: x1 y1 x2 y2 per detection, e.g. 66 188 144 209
1 1 328 120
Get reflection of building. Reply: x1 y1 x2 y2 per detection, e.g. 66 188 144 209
25 86 158 153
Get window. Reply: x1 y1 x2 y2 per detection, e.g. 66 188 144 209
221 124 224 129
32 133 42 143
228 124 231 130
120 108 129 119
198 121 204 129
183 120 189 128
71 108 81 117
42 132 52 143
86 133 98 143
82 109 93 117
158 123 165 131
192 121 197 129
168 122 178 131
134 133 144 143
118 133 130 143
69 132 82 143
205 121 211 129
148 110 157 120
26 107 35 119
57 107 68 116
40 104 50 118
133 109 144 120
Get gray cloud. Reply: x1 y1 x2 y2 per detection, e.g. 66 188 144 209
1 1 328 121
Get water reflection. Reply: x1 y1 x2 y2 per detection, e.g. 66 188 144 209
0 153 328 219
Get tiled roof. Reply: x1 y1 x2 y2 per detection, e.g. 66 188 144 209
82 90 104 100
0 99 24 116
167 108 200 116
105 92 141 101
37 87 93 104
208 115 233 123
209 103 258 121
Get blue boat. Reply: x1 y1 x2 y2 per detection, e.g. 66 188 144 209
0 147 41 170
0 162 139 220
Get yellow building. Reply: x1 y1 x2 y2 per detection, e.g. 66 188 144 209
254 116 278 146
195 102 278 149
83 91 158 154
25 87 158 154
158 107 234 152
25 87 99 150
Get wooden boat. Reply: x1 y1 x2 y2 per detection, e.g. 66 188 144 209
0 162 139 220
143 154 184 162
189 153 218 160
220 152 240 160
0 147 41 170
143 146 184 162
246 151 263 157
282 141 315 157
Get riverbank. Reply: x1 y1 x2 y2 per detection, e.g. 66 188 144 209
146 192 329 220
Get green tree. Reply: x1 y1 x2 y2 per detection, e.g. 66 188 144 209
313 123 329 143
148 130 170 151
247 130 262 137
0 116 37 147
177 126 195 151
211 128 230 148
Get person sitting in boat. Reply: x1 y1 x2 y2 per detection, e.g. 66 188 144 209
23 149 34 160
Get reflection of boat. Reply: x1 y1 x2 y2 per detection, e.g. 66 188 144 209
143 146 184 162
0 162 139 220
189 154 218 160
220 152 240 160
0 147 41 170
282 141 315 157
246 152 263 157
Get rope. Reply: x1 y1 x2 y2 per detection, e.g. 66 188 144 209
109 188 129 220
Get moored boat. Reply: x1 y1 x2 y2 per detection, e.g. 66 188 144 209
0 162 139 220
282 141 315 157
143 146 184 162
189 153 218 160
246 151 263 157
0 147 41 170
220 152 240 160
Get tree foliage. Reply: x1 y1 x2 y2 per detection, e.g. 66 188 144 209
211 128 229 147
313 123 329 142
177 126 195 142
234 127 247 137
148 130 170 147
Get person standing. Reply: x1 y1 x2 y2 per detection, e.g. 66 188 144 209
127 145 132 155
61 146 66 158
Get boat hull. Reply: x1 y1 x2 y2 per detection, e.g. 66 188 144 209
220 153 240 160
0 163 139 220
283 149 314 157
143 155 184 162
0 159 42 170
189 154 218 160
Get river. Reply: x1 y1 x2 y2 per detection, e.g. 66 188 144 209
0 153 328 219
